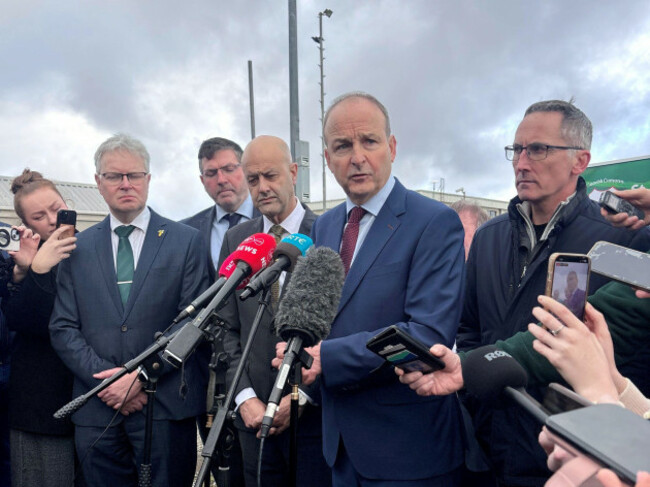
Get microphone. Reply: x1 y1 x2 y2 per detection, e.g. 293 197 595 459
259 247 345 439
171 255 238 324
162 233 276 368
239 233 313 300
462 345 650 483
462 345 547 424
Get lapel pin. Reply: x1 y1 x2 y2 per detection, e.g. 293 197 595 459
158 229 165 237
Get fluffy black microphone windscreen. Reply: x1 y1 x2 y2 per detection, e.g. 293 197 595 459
274 247 345 347
462 345 528 404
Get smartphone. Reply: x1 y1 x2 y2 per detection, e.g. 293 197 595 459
56 209 77 239
588 241 650 293
598 190 645 220
545 253 591 321
542 383 592 415
546 403 650 484
366 325 445 374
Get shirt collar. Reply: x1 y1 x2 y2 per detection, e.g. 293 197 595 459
216 193 255 222
109 207 151 233
345 175 395 217
262 197 305 235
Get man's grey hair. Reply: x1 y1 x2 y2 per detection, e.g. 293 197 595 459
197 137 243 172
524 100 592 150
323 91 391 143
450 199 489 227
94 133 151 173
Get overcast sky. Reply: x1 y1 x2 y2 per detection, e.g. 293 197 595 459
2 0 650 219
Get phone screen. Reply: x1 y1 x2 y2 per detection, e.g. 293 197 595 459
549 257 590 321
589 242 650 292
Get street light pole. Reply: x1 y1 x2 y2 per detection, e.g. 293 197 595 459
313 9 332 210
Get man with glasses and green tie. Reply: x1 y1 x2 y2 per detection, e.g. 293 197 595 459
456 100 650 487
50 133 209 487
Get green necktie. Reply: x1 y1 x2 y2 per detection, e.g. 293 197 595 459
269 224 285 305
115 225 136 306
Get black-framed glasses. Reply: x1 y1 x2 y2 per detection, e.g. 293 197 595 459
100 172 148 185
505 143 584 161
202 163 241 178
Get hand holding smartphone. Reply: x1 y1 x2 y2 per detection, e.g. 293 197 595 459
366 325 445 374
56 209 77 239
545 253 591 322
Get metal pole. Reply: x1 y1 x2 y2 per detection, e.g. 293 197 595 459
248 60 255 139
318 13 326 210
288 0 299 161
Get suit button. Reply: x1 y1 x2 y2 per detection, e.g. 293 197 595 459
121 325 127 332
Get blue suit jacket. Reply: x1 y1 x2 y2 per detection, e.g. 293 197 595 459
314 180 466 479
50 209 209 426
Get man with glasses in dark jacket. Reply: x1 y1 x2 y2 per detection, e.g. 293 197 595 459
456 100 650 487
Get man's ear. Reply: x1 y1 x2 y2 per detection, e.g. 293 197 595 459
573 149 591 175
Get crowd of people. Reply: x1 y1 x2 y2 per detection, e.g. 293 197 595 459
0 92 648 487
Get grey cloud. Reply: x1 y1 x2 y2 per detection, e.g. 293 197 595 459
1 0 650 218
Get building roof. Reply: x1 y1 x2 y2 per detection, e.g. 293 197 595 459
0 175 108 214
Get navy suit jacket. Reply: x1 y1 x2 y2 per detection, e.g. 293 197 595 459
181 205 261 282
50 209 209 426
314 179 466 479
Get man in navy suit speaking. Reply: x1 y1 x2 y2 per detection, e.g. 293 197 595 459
275 92 466 486
50 134 209 487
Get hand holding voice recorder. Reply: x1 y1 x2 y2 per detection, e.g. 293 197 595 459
598 190 645 221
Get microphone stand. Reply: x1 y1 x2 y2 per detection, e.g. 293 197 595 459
55 290 233 486
194 289 274 487
137 355 164 487
54 332 176 420
54 333 171 487
288 354 311 487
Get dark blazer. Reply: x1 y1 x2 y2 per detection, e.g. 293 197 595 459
182 205 261 282
50 209 209 426
219 206 318 406
313 179 466 480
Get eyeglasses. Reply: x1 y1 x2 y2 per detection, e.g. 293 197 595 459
505 142 583 161
100 172 148 185
202 164 241 178
505 143 584 161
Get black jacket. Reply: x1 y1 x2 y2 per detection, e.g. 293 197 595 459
457 177 650 486
2 265 74 436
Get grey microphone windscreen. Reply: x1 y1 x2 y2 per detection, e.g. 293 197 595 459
275 246 345 346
